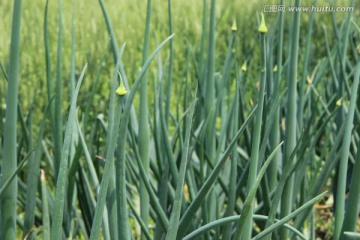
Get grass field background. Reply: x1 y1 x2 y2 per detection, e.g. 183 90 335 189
1 0 358 112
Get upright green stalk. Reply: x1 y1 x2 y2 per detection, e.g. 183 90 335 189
339 0 354 69
165 99 196 240
1 0 22 239
177 107 256 238
50 65 87 239
235 143 283 240
205 0 216 118
43 8 59 229
202 0 216 233
241 12 267 240
69 0 76 97
268 0 284 192
44 0 55 105
104 44 127 240
198 0 207 91
204 0 216 156
139 0 151 239
54 0 63 179
89 65 126 240
222 78 239 239
115 96 132 240
98 0 139 130
67 2 78 236
334 62 360 240
44 0 55 132
280 1 301 239
165 0 173 124
114 37 174 239
333 0 354 171
298 0 317 129
23 102 51 240
341 125 360 238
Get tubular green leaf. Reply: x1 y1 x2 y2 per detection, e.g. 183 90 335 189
165 98 196 240
1 0 22 238
139 1 151 239
177 106 256 238
54 0 63 179
334 61 360 240
50 64 87 239
183 215 307 240
242 16 267 239
281 0 301 239
89 34 174 240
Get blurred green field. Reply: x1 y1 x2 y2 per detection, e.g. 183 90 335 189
1 0 357 114
0 1 250 110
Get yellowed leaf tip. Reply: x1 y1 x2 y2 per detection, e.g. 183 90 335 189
273 65 277 72
249 98 254 107
336 98 342 106
40 169 46 182
231 18 237 32
306 75 312 84
258 13 268 33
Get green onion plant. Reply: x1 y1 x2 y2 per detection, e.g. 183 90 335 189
0 0 359 239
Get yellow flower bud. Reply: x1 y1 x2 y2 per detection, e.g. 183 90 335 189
115 70 128 96
116 82 128 96
231 18 237 32
258 13 268 33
